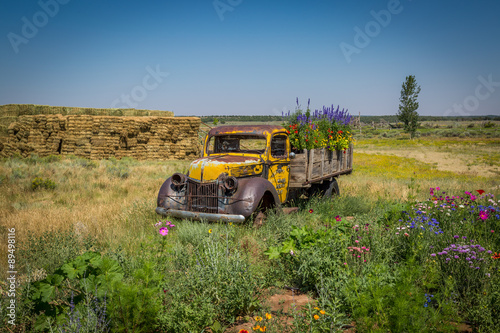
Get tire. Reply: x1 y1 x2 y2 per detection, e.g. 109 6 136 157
323 178 340 199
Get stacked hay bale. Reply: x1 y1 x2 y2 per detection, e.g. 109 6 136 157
0 104 174 137
0 115 201 160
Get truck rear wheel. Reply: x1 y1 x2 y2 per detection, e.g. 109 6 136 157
323 178 340 199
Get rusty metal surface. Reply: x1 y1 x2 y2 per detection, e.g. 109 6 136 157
186 179 218 213
207 125 286 137
156 174 282 221
188 155 263 182
155 207 246 223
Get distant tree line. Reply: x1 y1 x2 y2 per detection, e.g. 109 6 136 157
201 115 500 124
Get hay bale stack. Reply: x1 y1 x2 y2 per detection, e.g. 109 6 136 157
0 115 201 160
0 104 174 137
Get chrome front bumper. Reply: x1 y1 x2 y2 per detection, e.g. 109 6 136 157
155 207 246 223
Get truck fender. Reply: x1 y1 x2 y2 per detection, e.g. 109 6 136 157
231 177 282 218
157 176 187 210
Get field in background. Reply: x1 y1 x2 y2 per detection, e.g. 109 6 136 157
1 137 498 245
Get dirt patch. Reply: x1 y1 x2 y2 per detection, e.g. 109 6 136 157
228 289 313 332
359 148 499 177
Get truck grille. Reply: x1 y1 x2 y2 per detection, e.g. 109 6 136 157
186 179 219 213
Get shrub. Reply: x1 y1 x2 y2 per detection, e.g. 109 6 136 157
31 177 56 190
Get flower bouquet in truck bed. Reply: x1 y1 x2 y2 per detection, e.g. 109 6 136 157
283 98 353 153
283 99 354 187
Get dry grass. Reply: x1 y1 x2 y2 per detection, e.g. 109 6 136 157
0 157 190 249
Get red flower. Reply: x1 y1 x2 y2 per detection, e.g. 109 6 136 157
476 189 485 195
338 130 343 134
309 209 314 213
492 252 500 260
295 130 298 134
239 330 250 333
335 215 341 221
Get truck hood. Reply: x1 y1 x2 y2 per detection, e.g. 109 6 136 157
188 155 264 182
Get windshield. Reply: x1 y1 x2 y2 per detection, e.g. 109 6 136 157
206 135 267 155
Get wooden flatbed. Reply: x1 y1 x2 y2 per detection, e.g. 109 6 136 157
289 144 353 188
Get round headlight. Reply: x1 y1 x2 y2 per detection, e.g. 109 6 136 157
224 176 238 191
171 173 186 186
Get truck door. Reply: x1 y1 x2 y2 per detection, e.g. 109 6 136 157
267 133 290 203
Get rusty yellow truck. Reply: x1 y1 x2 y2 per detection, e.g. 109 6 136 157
155 125 353 223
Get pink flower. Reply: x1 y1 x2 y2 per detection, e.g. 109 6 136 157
343 262 347 265
355 240 359 243
491 230 495 233
436 187 440 191
404 233 409 237
335 215 342 222
159 227 169 236
479 210 489 221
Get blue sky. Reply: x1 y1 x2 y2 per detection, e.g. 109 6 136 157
1 0 499 117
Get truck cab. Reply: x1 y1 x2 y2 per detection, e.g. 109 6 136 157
156 125 291 223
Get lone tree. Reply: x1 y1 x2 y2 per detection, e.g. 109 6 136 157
397 75 421 138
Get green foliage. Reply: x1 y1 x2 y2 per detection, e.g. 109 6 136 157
18 229 97 274
397 75 421 139
345 261 458 332
108 261 163 333
29 251 122 331
54 291 110 333
31 176 56 190
27 251 162 333
265 224 349 290
159 227 259 331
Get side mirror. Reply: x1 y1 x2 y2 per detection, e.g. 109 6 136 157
289 152 296 159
